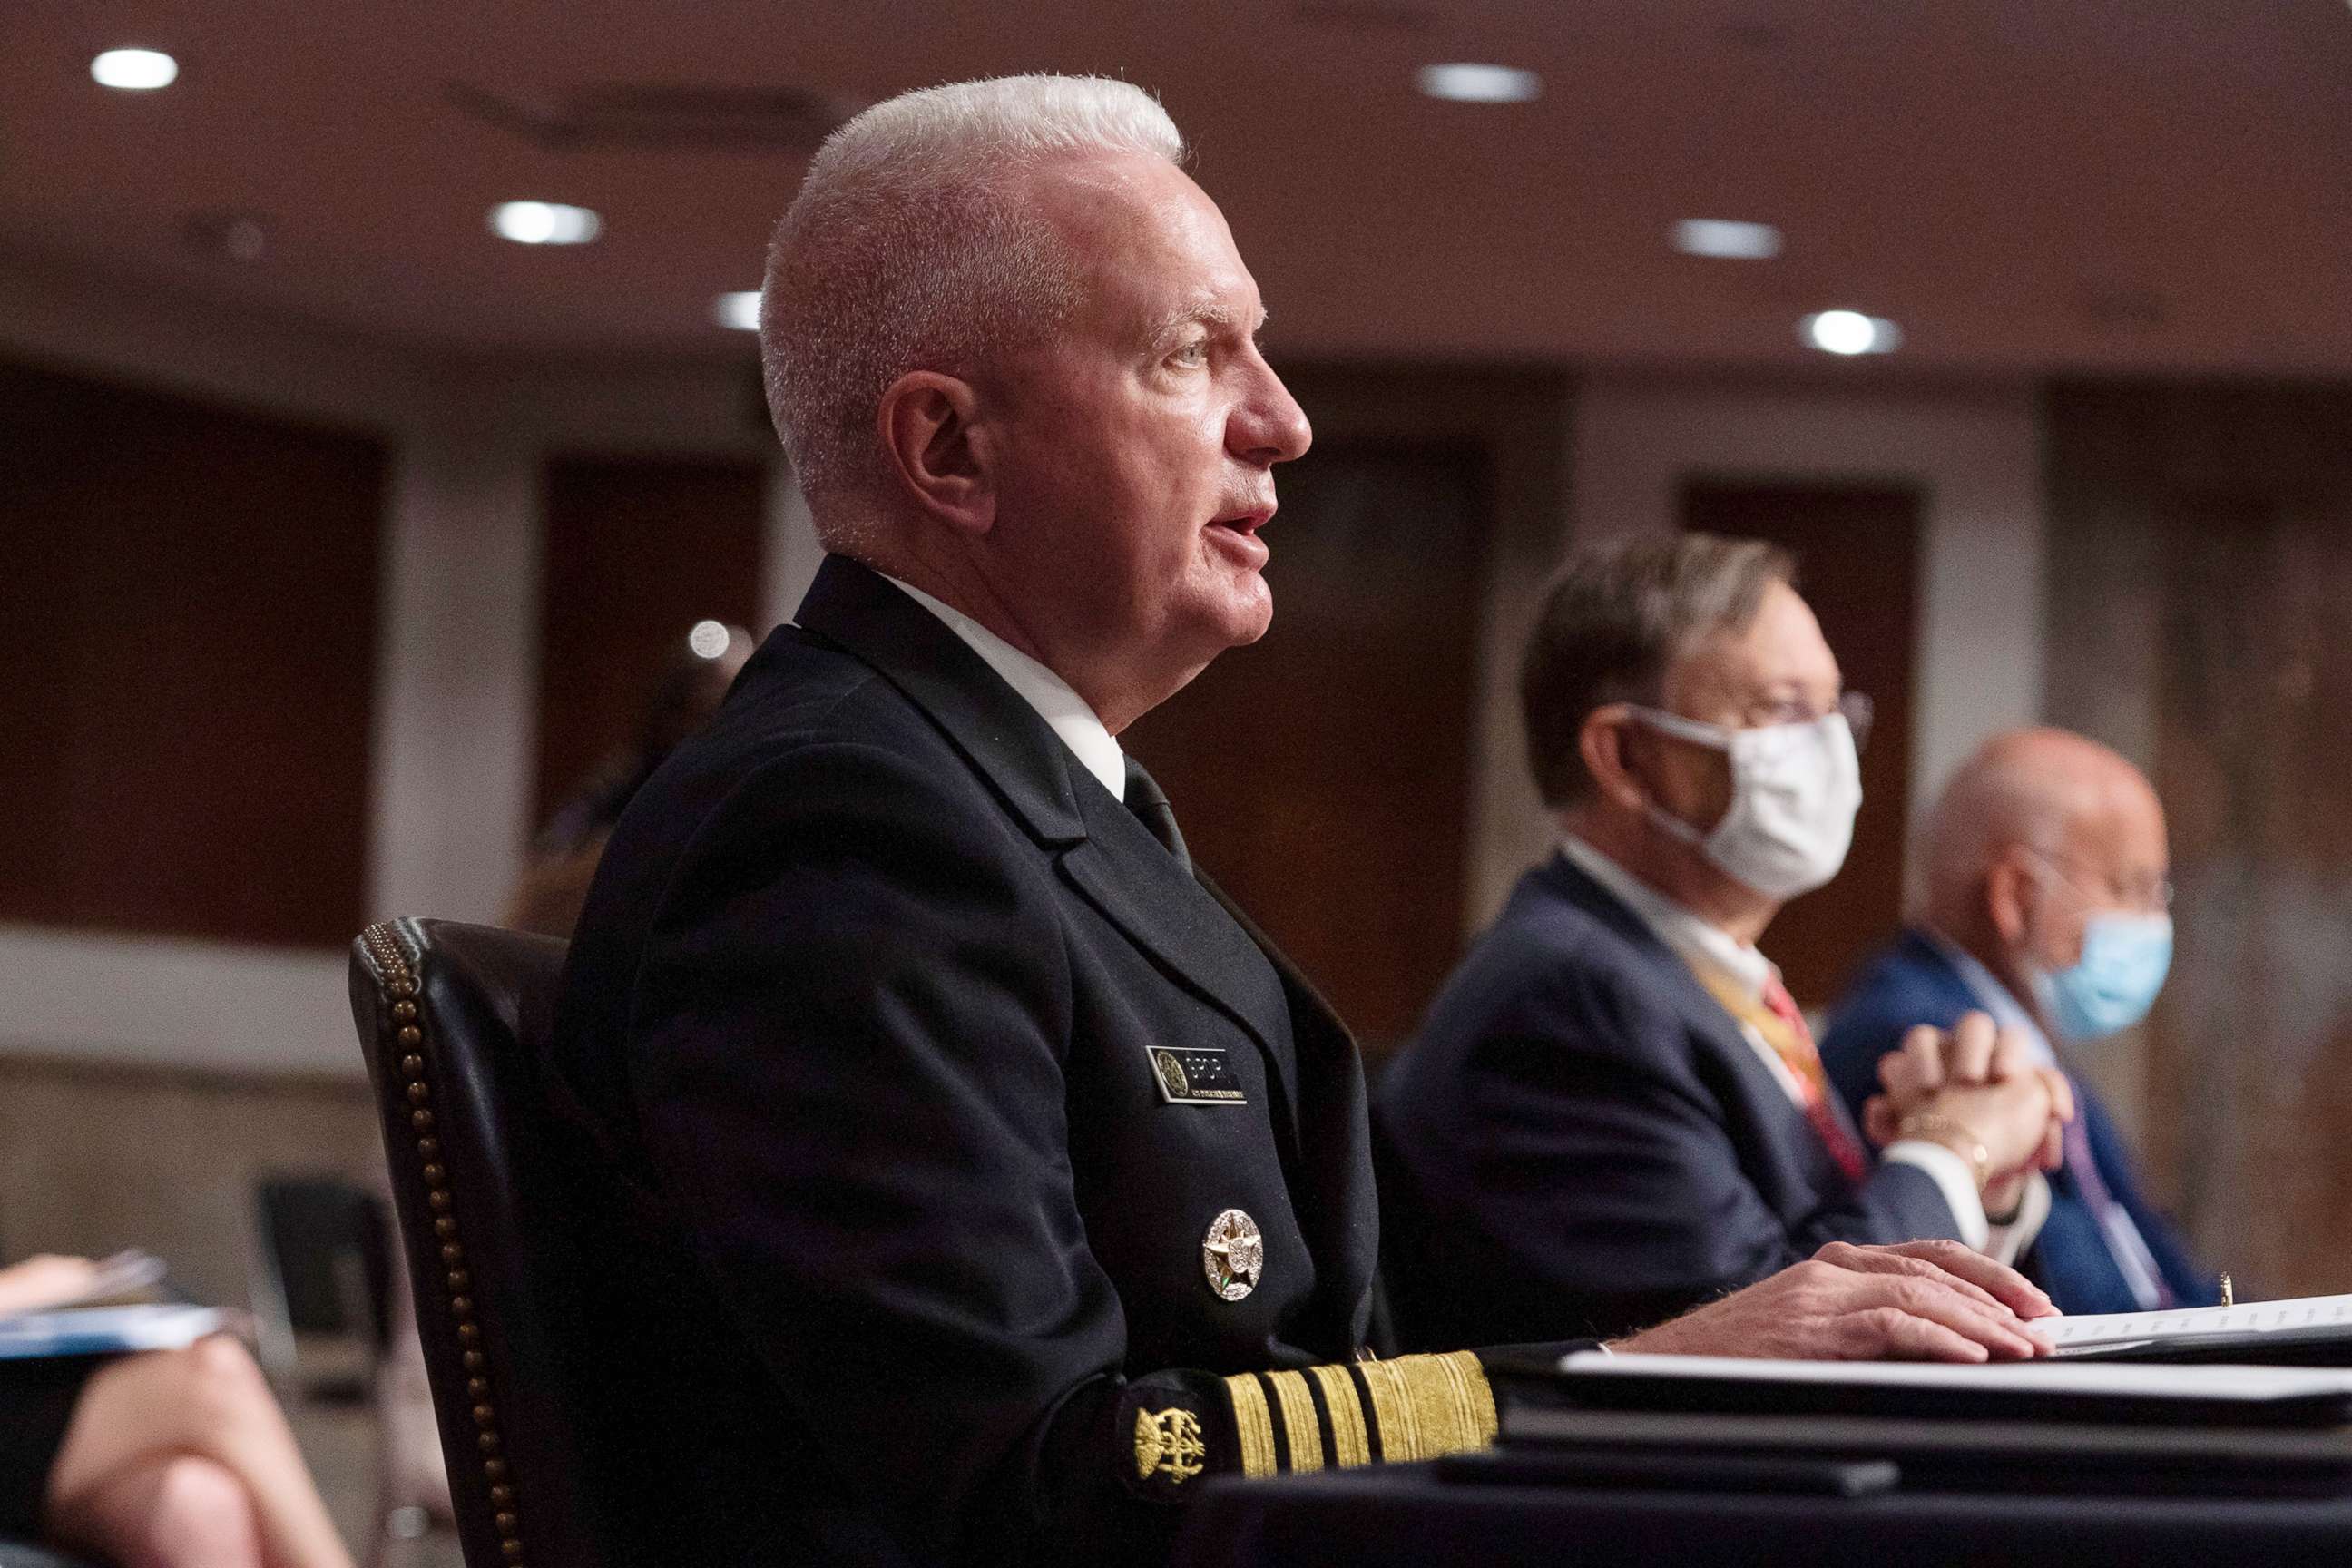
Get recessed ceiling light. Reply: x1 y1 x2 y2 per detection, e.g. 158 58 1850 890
1801 309 1903 356
488 201 602 245
1673 219 1782 260
92 48 178 90
712 290 762 331
688 620 733 659
1416 63 1542 103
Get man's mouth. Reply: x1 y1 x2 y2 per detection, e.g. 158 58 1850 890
1209 505 1275 535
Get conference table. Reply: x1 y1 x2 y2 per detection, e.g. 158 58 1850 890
1172 1461 2352 1566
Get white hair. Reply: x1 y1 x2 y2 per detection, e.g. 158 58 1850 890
760 75 1186 532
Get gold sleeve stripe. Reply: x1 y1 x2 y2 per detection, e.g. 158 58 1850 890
1433 1348 1500 1450
1264 1370 1325 1474
1223 1371 1280 1478
1357 1351 1496 1461
1357 1357 1421 1459
1307 1363 1372 1468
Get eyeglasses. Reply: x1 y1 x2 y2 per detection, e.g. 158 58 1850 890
1749 691 1875 754
2021 848 2173 915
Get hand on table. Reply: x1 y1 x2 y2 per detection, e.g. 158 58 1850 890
1611 1240 2060 1363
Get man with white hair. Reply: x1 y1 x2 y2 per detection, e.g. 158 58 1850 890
546 75 2062 1566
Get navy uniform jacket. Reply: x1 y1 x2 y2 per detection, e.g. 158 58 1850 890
544 557 1549 1567
1376 852 1961 1348
1821 928 2218 1316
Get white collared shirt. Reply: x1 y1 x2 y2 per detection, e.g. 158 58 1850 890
877 573 1127 803
1559 837 2043 1259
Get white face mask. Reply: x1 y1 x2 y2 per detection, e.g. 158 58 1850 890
1629 708 1863 901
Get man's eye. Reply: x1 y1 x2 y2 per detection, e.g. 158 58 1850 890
1169 339 1209 368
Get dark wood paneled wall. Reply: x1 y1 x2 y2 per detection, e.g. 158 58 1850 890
531 454 765 822
2046 380 2352 1299
1680 482 1924 1008
0 358 385 947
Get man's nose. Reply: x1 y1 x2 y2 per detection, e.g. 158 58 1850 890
1230 362 1312 466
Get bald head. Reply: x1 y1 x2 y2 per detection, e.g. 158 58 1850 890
1924 727 2168 939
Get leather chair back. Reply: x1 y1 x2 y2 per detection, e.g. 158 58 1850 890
349 917 611 1568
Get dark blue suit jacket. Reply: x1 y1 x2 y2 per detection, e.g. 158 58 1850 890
1820 928 2218 1316
1375 852 1961 1348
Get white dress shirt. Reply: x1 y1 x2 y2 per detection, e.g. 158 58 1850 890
876 573 1127 803
1560 838 2046 1259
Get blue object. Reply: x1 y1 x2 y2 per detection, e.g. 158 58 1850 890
2034 914 2173 1042
0 1306 221 1361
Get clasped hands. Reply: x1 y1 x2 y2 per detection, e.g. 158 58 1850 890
1863 1010 2075 1221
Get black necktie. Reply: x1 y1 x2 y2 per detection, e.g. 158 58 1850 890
1122 756 1191 875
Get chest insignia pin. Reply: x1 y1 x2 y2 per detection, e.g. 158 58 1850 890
1201 1208 1263 1302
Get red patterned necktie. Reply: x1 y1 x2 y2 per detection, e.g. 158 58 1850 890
1751 974 1870 1185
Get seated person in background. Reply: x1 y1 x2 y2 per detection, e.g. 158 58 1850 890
1378 534 2073 1348
1822 727 2220 1315
544 79 2059 1568
503 621 754 938
0 1255 355 1568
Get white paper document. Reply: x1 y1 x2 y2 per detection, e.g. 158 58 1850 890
2032 1292 2352 1354
1558 1351 2352 1402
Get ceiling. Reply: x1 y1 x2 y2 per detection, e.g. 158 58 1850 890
7 0 2352 375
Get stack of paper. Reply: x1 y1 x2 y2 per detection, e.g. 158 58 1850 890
2035 1293 2352 1358
1558 1350 2352 1405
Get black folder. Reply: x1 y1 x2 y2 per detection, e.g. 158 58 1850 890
1485 1357 2352 1499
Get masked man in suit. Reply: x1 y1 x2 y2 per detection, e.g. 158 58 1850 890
546 79 2063 1568
1379 535 2074 1348
1822 727 2218 1315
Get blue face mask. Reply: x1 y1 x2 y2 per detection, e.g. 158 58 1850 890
2030 912 2174 1040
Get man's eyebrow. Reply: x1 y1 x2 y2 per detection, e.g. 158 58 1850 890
1144 299 1269 344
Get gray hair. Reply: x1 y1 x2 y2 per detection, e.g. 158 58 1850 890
1520 533 1797 808
760 75 1186 533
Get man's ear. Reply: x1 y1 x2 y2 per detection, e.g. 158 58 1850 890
1578 705 1651 813
1986 855 2034 947
877 371 995 535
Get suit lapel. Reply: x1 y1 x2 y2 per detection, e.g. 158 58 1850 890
1535 855 1837 1161
794 554 1299 1113
1055 789 1299 1116
1198 868 1379 1341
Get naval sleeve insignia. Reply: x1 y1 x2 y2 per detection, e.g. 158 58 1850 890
1133 1406 1207 1485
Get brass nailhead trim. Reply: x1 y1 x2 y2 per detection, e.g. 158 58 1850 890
359 921 528 1568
